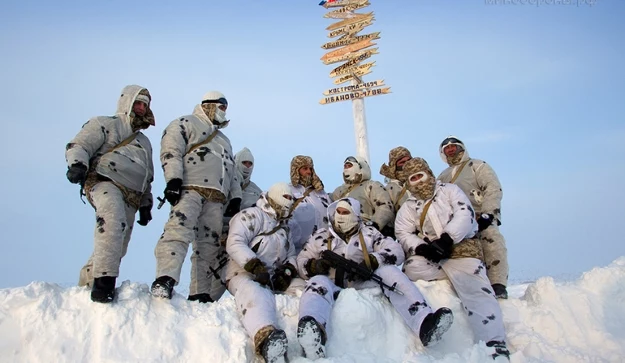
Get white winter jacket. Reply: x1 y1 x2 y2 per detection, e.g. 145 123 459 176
225 193 296 283
395 181 478 257
65 85 154 207
296 198 405 284
160 104 242 201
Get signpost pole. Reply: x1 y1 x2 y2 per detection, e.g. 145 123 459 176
351 77 370 163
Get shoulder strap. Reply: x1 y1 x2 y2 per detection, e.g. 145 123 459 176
326 235 334 250
186 129 219 156
338 183 359 199
393 184 408 212
257 224 284 237
450 160 470 184
111 132 139 152
288 187 314 217
358 231 372 269
419 199 434 231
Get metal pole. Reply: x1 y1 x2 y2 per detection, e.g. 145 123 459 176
351 78 370 164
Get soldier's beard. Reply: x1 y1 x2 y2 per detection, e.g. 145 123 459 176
446 151 465 166
300 175 312 187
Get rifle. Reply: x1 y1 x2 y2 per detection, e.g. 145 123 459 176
207 255 230 279
321 250 403 296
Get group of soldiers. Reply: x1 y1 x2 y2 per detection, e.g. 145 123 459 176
65 84 510 362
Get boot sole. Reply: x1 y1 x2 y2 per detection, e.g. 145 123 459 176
262 329 288 363
422 308 454 347
151 284 173 299
297 318 326 359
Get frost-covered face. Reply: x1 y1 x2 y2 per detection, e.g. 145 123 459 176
343 157 362 184
333 203 359 236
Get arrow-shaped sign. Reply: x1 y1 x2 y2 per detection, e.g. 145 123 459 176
319 86 392 105
321 38 376 62
323 79 385 95
321 32 380 50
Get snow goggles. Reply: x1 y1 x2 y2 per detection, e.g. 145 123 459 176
441 137 462 147
201 97 228 106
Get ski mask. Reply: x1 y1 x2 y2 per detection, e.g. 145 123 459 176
267 182 294 219
403 157 437 200
343 156 363 184
235 147 254 183
201 91 229 127
333 199 360 237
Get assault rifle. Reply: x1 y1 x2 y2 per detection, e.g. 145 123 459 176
320 250 404 296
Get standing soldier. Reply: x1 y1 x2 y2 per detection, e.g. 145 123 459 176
151 91 242 303
437 136 509 299
379 146 413 237
66 84 155 303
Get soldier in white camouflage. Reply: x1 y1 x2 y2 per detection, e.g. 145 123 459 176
65 84 155 303
437 136 509 299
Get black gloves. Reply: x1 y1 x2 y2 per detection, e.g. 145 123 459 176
305 258 333 277
477 213 494 232
66 163 88 184
164 178 183 206
271 263 297 292
370 222 380 231
244 258 270 286
137 206 152 226
380 225 395 239
414 233 454 263
224 198 242 217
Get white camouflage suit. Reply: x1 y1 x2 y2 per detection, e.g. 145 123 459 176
331 156 395 230
224 192 296 352
296 198 437 339
395 180 506 344
155 102 242 298
437 137 509 287
66 85 155 286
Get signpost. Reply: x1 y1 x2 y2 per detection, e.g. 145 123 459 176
318 0 390 164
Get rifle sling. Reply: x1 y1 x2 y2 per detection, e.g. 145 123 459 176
450 160 470 184
186 129 219 156
419 200 433 231
287 187 314 217
393 183 408 212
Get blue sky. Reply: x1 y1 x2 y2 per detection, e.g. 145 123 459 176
0 0 623 288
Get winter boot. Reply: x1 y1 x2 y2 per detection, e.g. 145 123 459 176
188 293 213 303
492 284 508 299
151 275 175 299
260 328 289 363
419 307 454 347
297 316 326 360
91 276 116 303
486 340 510 361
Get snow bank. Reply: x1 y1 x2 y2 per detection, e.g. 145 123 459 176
1 257 624 363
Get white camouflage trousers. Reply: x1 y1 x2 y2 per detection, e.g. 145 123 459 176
78 182 136 287
298 266 433 336
228 274 291 340
403 256 506 343
154 189 227 298
479 224 509 287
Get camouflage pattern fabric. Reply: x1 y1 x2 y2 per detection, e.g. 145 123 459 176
379 146 411 181
290 155 324 191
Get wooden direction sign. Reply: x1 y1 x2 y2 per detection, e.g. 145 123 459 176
322 47 378 65
333 68 372 84
323 79 385 95
330 50 375 75
324 1 370 18
321 38 375 61
328 19 373 38
326 12 373 31
322 31 379 50
330 61 375 78
321 0 368 9
320 87 392 105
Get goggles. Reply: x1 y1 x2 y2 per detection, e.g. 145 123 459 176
202 97 228 106
441 137 462 147
344 156 358 164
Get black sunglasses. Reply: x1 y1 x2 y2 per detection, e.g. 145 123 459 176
441 137 462 147
201 97 228 106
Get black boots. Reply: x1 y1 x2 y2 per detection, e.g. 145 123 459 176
297 316 327 359
419 307 454 347
188 293 214 303
486 340 510 361
261 329 289 363
151 276 175 299
91 276 116 303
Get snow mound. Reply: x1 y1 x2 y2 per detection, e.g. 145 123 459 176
1 257 624 363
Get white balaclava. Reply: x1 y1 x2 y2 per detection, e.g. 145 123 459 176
342 156 362 184
333 199 359 235
267 182 294 219
235 147 254 183
201 91 228 124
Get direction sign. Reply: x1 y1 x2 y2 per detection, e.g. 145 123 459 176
321 0 368 9
324 1 370 17
319 87 392 105
321 39 376 61
330 61 375 78
323 79 385 95
322 31 379 50
326 12 373 31
322 47 378 65
330 50 375 74
333 68 372 84
328 19 373 38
